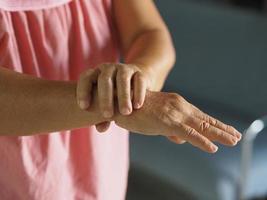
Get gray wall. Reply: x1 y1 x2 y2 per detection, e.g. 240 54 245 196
155 0 267 120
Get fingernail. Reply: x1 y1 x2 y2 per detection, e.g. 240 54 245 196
212 146 218 152
134 102 141 109
232 138 237 145
79 100 89 109
103 111 112 118
236 132 242 140
122 107 131 115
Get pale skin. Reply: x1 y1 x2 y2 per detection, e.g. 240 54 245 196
0 0 241 153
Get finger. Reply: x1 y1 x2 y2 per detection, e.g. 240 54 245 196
98 65 117 118
77 69 100 110
133 71 147 109
167 136 186 144
116 67 135 115
184 116 238 146
95 122 111 133
177 124 218 153
191 105 242 140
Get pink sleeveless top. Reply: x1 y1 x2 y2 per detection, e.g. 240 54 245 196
0 0 129 200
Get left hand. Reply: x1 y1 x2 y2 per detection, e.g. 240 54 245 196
76 63 152 132
113 90 242 153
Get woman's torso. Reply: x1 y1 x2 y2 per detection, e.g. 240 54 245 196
0 0 129 199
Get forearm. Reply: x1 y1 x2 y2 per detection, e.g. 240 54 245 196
0 67 107 136
124 29 176 91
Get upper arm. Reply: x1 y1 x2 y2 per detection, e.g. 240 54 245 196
113 0 169 54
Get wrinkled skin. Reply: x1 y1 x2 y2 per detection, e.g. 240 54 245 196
77 64 242 153
113 90 241 153
77 63 151 132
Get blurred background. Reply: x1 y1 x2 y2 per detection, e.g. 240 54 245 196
126 0 267 200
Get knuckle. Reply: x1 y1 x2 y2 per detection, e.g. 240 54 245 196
104 66 117 75
118 72 130 82
168 92 178 98
99 74 111 83
185 127 197 139
99 63 112 70
130 64 140 71
199 121 210 132
108 65 116 72
169 93 184 102
201 113 209 122
116 63 127 71
209 117 218 126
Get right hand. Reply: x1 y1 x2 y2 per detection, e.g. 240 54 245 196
114 90 242 153
76 63 151 133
